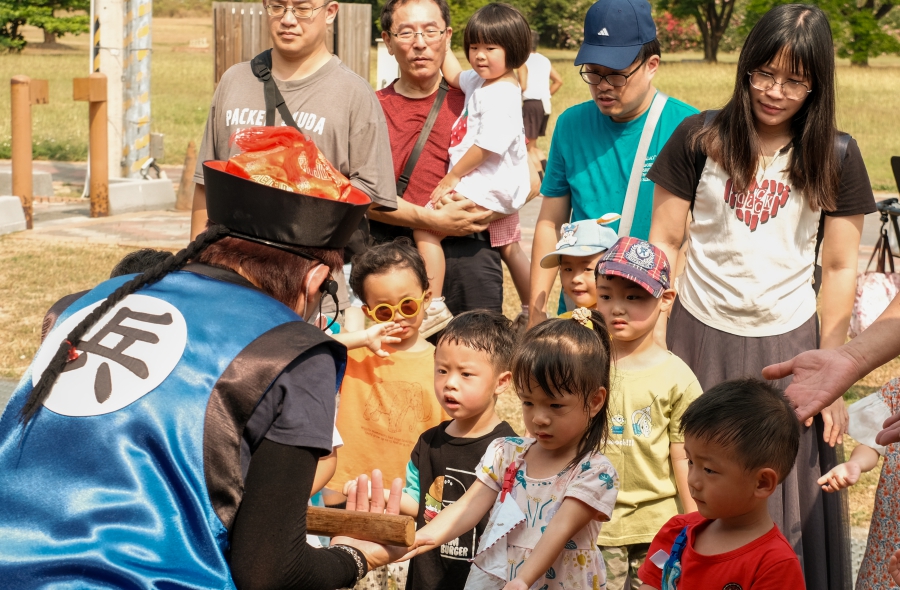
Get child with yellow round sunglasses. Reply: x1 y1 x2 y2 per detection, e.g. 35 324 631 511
326 238 450 514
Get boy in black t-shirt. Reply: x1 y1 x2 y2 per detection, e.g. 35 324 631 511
402 311 518 589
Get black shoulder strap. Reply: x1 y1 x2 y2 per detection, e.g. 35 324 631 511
692 109 719 184
814 132 852 263
397 79 450 197
250 49 301 132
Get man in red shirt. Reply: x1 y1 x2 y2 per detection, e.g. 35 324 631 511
370 0 513 325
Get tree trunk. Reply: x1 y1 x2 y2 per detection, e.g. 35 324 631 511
42 29 57 45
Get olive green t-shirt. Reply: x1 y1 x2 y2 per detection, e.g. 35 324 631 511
598 352 702 546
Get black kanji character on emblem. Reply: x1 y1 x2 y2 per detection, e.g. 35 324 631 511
64 307 173 403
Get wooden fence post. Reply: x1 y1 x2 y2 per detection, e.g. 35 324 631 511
74 73 109 218
10 76 49 229
10 76 33 229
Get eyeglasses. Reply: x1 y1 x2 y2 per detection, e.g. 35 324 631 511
388 29 447 44
580 58 647 87
364 293 428 323
748 71 811 101
265 3 326 19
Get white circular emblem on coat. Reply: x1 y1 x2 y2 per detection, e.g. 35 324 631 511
33 294 188 416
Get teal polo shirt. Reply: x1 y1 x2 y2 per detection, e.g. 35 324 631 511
541 92 699 240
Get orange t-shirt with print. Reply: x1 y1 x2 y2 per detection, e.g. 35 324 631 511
328 344 448 492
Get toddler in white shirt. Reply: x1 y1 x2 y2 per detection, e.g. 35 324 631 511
413 2 532 336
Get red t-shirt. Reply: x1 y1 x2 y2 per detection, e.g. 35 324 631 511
638 512 805 590
376 82 465 207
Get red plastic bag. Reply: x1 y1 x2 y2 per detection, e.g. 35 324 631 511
224 126 352 201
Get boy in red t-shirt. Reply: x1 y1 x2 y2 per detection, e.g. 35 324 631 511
637 378 805 590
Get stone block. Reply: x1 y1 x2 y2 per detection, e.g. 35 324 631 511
108 178 176 215
0 170 54 197
0 196 27 235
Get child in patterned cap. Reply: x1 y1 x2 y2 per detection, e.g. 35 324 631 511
539 213 619 318
593 237 703 590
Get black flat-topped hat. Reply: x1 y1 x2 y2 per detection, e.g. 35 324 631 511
203 160 371 251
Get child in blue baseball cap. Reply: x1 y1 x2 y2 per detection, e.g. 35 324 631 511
540 214 619 317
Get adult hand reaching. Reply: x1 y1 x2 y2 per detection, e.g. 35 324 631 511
876 410 900 446
762 347 861 422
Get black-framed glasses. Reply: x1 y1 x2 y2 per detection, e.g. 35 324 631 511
748 71 811 101
265 2 326 19
389 29 447 44
580 58 647 87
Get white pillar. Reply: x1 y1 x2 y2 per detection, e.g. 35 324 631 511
122 0 152 178
96 0 124 178
375 39 399 90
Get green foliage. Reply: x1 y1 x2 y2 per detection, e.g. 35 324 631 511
658 0 742 61
0 0 88 52
0 0 33 53
743 0 899 65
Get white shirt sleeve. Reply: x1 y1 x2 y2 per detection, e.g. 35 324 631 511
848 394 892 456
332 426 343 451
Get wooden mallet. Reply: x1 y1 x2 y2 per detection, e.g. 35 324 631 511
307 507 415 546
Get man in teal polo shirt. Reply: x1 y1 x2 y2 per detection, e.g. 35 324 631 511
527 0 698 327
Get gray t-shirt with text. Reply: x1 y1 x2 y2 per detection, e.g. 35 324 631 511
194 55 396 210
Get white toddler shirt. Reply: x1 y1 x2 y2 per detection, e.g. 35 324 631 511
448 69 530 215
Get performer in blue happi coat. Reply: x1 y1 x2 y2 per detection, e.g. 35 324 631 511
0 161 394 589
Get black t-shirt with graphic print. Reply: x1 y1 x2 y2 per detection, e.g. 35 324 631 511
406 420 518 590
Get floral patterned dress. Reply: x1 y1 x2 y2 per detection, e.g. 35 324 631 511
848 378 900 590
467 437 619 590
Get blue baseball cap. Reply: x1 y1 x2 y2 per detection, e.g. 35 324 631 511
574 0 657 71
539 215 620 269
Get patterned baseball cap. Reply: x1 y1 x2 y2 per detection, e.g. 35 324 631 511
539 214 621 269
595 237 670 297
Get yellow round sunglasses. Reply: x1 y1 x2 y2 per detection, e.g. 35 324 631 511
364 293 428 323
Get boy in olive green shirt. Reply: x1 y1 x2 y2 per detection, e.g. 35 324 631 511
593 238 702 590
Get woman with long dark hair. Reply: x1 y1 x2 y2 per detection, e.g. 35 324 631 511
648 5 875 589
0 162 397 589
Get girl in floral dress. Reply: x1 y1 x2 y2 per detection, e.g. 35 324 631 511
818 377 900 589
396 308 619 589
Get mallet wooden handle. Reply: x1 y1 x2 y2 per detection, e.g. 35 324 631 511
307 507 415 546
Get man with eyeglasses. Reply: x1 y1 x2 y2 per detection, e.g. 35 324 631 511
527 0 698 331
370 0 515 326
190 0 397 324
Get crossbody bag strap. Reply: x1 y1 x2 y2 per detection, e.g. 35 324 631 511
618 91 668 237
250 49 301 132
814 133 852 263
396 79 450 197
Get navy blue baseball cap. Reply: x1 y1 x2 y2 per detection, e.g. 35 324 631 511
574 0 657 71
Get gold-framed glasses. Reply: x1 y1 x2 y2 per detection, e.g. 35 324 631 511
748 71 811 100
389 29 447 44
364 293 428 323
265 3 326 19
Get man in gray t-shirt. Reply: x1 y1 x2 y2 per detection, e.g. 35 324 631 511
191 0 397 313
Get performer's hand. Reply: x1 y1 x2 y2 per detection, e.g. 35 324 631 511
876 410 900 446
364 323 402 358
762 347 859 422
333 471 423 570
502 579 530 590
